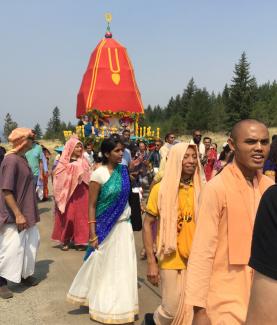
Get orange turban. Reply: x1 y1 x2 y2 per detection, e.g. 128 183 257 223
7 128 34 155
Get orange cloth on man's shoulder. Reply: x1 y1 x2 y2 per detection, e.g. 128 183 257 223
222 162 273 264
146 182 195 270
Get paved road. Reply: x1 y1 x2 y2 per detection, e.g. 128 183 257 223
0 196 161 325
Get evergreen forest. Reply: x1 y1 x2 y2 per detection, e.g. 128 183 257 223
142 52 277 135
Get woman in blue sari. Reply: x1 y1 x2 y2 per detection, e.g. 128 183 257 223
67 137 138 324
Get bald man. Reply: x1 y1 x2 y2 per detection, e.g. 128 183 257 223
185 119 274 324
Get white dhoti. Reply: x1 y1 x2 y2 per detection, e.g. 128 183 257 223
0 224 40 283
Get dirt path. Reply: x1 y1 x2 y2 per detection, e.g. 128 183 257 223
0 196 160 325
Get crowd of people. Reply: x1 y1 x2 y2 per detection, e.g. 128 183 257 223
1 120 277 324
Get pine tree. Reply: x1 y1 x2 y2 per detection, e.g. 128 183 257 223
44 106 62 139
33 123 43 139
52 106 61 134
222 84 230 106
180 78 196 119
144 104 155 123
226 52 256 129
164 97 176 119
208 95 227 132
3 113 18 140
186 89 211 131
174 94 182 115
166 114 182 135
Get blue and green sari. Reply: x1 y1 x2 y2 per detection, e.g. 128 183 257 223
84 164 130 260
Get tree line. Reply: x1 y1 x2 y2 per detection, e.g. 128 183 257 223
2 107 75 141
2 52 277 141
142 52 277 135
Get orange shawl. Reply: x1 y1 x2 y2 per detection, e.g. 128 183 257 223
221 160 274 264
53 136 90 213
157 143 203 259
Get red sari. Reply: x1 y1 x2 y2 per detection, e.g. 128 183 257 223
52 182 89 245
52 137 90 246
204 148 217 181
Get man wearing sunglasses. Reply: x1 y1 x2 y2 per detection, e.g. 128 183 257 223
149 140 163 175
190 130 205 160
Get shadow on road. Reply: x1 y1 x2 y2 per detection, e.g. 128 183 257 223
39 207 51 214
35 259 54 281
137 276 161 299
9 282 30 293
9 259 54 293
68 305 89 315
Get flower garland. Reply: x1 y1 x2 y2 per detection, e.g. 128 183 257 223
85 109 140 120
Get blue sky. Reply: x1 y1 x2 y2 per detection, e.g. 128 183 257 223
1 0 277 132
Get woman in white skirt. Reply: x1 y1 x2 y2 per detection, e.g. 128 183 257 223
67 136 138 324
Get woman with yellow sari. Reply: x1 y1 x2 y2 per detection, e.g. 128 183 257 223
142 143 203 325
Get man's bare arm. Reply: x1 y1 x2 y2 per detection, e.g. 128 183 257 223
142 213 160 286
246 271 277 325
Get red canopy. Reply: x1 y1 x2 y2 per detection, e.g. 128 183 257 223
76 36 144 118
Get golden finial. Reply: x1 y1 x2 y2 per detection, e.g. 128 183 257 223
105 12 112 23
105 13 113 38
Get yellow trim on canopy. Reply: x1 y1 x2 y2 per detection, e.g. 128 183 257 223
108 48 120 73
86 39 107 109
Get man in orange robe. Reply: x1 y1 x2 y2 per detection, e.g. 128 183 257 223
185 119 273 324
